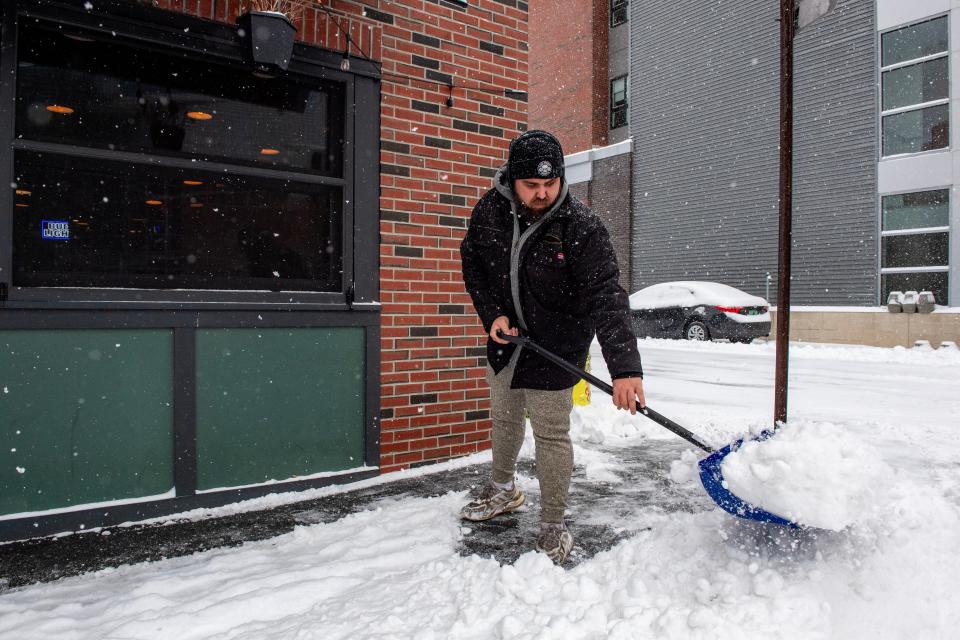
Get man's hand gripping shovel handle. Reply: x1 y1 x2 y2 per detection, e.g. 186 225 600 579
495 331 713 453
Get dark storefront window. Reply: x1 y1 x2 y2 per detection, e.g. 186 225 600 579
10 19 348 293
13 151 343 291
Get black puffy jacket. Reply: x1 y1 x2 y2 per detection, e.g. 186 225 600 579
460 167 642 390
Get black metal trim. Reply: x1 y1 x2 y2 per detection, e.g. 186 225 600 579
0 308 380 330
12 140 348 188
354 75 382 305
364 320 382 467
172 327 197 497
3 291 352 310
0 467 381 542
16 0 382 80
0 2 16 293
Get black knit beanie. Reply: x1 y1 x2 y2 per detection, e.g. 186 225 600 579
507 130 565 181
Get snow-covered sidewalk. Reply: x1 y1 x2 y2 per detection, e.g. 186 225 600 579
1 339 958 639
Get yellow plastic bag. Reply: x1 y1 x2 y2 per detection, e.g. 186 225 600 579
572 354 591 406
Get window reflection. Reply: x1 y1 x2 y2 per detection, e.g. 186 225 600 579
881 233 949 269
882 104 949 156
13 152 343 292
16 20 345 177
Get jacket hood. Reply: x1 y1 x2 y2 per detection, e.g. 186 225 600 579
494 164 515 201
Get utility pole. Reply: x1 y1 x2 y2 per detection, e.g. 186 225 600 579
774 0 796 427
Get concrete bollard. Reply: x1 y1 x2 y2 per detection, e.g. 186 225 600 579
886 291 903 313
901 290 918 313
917 291 936 313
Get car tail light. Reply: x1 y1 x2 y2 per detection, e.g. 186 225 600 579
716 306 744 314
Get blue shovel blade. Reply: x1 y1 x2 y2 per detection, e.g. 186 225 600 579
697 430 800 528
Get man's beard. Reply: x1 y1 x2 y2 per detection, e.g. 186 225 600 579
522 196 553 214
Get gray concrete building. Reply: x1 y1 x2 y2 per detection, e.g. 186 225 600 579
628 0 960 308
629 0 885 306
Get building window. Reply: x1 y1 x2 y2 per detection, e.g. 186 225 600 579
610 75 628 129
880 189 950 304
10 18 348 294
611 0 628 27
881 16 949 157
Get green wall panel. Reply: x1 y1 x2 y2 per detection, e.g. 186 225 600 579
195 327 365 491
0 330 174 516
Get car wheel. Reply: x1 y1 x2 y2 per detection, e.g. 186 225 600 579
685 320 709 341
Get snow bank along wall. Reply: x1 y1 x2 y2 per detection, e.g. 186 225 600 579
0 0 528 540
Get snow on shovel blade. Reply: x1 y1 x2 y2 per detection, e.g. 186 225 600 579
697 430 799 528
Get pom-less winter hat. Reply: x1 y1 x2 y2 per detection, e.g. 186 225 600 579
507 130 565 181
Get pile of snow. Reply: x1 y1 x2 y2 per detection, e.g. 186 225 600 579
1 340 958 638
629 281 767 310
719 421 891 530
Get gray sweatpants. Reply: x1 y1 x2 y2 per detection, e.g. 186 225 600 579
486 359 574 524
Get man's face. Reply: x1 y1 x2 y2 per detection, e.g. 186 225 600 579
513 177 561 213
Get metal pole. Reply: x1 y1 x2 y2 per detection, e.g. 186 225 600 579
774 0 795 427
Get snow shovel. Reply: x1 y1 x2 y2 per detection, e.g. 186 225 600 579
497 332 798 528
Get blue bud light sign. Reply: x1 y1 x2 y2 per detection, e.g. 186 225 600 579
41 220 70 241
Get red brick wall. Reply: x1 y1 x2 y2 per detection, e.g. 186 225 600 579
165 0 528 474
528 0 606 153
590 0 609 148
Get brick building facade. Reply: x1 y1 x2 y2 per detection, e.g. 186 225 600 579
154 0 528 474
0 0 530 538
528 0 608 154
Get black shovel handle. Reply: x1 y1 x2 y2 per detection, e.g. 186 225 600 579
497 332 714 453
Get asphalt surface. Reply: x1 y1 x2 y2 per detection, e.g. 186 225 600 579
0 439 713 590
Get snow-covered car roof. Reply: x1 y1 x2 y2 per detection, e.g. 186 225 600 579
628 281 768 310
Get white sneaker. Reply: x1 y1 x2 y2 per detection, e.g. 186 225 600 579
536 522 573 564
460 483 525 521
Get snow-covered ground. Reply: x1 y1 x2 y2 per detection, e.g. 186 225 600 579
1 339 959 639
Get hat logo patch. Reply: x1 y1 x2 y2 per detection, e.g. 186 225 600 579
537 160 552 177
